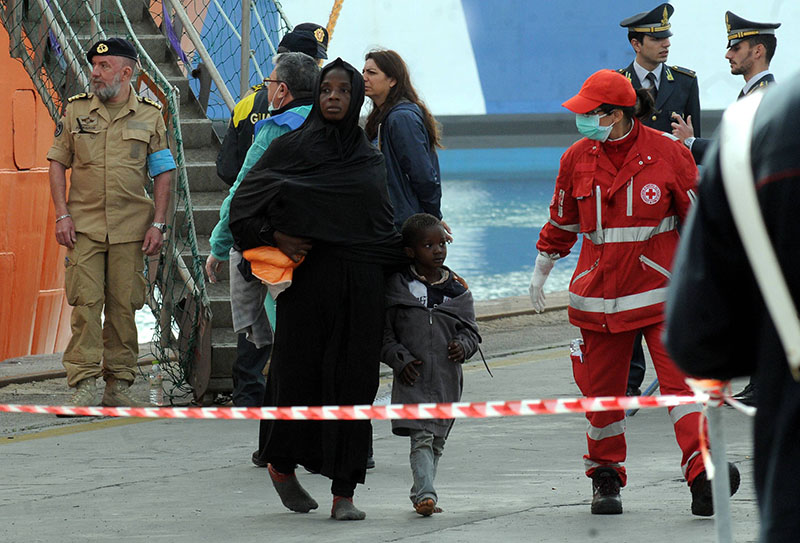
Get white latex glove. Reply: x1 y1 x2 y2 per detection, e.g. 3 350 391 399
529 254 556 313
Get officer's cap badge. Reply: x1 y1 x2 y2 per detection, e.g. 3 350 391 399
97 43 108 54
314 27 325 43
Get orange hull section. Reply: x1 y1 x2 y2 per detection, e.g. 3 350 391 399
0 26 72 361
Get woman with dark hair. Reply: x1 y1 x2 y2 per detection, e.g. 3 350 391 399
229 58 405 521
528 69 739 517
362 49 445 232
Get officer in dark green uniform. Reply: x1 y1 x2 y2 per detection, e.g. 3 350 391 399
215 23 329 185
618 3 700 137
617 3 701 398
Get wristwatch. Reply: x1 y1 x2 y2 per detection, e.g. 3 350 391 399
151 222 167 233
684 136 696 150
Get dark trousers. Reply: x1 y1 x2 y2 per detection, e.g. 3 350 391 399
627 331 646 391
232 333 271 407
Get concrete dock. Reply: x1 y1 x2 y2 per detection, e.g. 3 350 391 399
0 297 758 543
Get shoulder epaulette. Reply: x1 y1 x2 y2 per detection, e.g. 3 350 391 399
250 82 265 92
670 65 697 78
138 95 163 110
618 68 632 80
67 92 91 102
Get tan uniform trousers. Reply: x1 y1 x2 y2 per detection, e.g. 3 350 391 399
62 233 146 387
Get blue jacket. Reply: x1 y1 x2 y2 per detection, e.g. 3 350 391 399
377 102 442 230
209 105 311 261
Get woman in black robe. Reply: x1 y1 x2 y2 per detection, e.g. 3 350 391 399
229 58 404 520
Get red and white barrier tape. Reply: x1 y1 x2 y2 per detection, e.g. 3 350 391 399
686 378 757 479
1 393 709 420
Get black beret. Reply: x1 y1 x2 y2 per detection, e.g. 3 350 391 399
86 38 138 63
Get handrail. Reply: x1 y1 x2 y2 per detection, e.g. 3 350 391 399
113 0 210 312
250 1 278 56
33 0 90 89
166 0 236 111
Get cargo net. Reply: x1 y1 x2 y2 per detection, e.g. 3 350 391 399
0 0 258 402
149 0 290 121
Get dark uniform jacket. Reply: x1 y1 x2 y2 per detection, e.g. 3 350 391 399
664 72 800 543
690 72 775 164
619 62 700 136
215 85 271 185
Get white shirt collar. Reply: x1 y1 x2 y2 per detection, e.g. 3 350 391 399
742 70 772 96
633 61 662 89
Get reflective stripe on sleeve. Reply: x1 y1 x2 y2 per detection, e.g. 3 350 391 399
584 216 677 245
569 287 669 314
548 218 580 232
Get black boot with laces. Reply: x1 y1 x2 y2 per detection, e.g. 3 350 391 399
591 467 623 514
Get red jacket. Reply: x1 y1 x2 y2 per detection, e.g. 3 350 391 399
538 121 697 333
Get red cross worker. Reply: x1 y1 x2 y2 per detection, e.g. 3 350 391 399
527 69 738 517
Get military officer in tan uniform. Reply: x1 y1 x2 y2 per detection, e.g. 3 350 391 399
47 38 176 407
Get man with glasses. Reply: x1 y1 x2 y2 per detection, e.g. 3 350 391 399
206 52 319 417
215 23 328 186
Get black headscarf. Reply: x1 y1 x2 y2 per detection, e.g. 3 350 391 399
229 58 404 265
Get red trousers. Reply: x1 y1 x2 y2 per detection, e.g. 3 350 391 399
575 323 706 487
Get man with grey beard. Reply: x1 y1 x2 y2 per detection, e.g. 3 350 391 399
47 38 176 408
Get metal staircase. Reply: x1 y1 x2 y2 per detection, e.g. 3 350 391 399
0 0 251 402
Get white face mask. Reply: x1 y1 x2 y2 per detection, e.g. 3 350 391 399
575 112 615 142
268 87 286 114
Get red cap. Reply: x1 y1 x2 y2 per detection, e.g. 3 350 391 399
562 70 636 114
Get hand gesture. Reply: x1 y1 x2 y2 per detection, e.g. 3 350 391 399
448 340 465 363
671 113 694 143
274 231 313 263
399 359 423 386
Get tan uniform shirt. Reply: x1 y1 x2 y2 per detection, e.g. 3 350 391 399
47 90 171 244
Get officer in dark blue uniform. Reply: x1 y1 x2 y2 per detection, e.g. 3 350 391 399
617 3 700 397
673 11 780 168
215 23 328 185
618 3 700 137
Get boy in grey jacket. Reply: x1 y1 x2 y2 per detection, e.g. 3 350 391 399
382 213 480 516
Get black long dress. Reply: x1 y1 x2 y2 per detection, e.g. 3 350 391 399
229 58 405 492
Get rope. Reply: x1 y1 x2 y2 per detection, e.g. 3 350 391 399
326 0 343 43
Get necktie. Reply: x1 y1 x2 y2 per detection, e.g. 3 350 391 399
646 72 658 101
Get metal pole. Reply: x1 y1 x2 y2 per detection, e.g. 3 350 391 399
240 0 251 98
706 405 733 543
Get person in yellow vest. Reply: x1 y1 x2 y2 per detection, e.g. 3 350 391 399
47 38 176 407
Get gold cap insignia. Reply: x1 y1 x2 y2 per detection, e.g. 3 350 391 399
314 27 325 43
661 6 669 26
726 14 731 33
97 43 108 54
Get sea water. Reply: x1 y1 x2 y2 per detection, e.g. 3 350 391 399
135 146 578 336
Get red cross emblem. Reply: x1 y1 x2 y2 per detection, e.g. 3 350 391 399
641 183 661 205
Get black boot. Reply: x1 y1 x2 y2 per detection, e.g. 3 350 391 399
591 467 623 514
690 462 741 516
